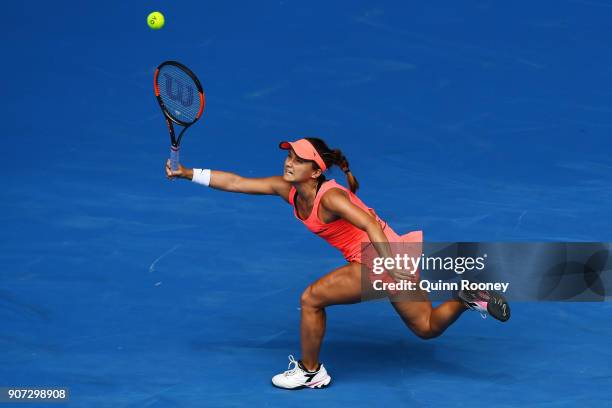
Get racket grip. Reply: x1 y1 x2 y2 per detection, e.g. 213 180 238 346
170 146 180 172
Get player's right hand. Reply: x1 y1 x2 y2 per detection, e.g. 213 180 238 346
166 159 190 180
389 268 418 284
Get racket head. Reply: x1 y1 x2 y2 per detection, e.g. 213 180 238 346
154 61 205 127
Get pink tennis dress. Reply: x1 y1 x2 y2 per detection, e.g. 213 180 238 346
288 180 423 273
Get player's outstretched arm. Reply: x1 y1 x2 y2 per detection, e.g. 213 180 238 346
165 160 291 200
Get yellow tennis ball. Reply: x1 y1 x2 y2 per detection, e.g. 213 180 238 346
147 11 165 30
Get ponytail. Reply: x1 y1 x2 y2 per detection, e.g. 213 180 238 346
329 148 359 193
305 138 360 193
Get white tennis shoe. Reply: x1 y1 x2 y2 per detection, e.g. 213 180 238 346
271 355 331 389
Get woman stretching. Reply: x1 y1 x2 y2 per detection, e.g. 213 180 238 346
165 137 510 390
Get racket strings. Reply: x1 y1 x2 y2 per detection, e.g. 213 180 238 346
157 64 202 123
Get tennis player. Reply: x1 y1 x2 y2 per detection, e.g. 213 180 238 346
165 137 510 389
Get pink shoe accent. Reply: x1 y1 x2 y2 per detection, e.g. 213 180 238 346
306 377 329 388
474 300 488 311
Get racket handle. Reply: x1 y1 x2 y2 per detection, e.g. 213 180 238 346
170 146 180 172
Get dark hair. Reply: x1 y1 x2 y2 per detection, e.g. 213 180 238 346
306 137 359 193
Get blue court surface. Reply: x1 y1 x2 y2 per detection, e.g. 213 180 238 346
2 1 612 407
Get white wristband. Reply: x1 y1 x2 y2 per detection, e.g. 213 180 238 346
192 168 211 187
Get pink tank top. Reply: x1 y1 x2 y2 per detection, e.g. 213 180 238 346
289 179 397 263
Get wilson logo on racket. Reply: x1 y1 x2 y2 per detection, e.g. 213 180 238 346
162 73 194 107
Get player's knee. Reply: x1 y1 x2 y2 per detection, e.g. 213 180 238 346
411 322 440 340
300 286 322 310
414 329 439 340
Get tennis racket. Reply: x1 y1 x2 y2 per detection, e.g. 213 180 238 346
154 60 205 171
